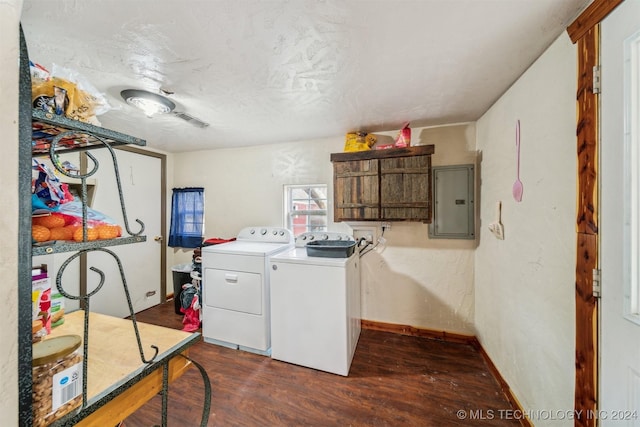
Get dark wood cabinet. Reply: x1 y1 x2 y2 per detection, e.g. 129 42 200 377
330 145 435 223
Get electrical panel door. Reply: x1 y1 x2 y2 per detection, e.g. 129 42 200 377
429 164 475 239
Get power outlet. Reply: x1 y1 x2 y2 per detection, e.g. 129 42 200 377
353 227 376 244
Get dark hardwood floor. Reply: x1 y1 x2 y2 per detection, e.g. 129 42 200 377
124 302 520 426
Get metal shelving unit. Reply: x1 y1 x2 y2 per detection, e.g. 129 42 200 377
18 26 209 427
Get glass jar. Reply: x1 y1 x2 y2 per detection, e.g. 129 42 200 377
32 335 83 427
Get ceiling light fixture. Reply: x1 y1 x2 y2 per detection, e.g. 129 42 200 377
120 89 176 117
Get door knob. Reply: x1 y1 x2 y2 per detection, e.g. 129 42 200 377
154 236 163 242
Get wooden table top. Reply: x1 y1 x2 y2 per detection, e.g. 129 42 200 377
47 310 198 403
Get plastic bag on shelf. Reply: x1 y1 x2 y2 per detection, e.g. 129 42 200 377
57 201 122 241
32 159 73 209
30 63 112 125
51 64 112 117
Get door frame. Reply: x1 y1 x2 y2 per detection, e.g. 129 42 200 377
79 146 168 303
567 1 624 425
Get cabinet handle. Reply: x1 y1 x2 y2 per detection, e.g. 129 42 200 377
225 274 238 283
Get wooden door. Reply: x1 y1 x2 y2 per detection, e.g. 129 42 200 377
333 159 379 221
84 148 164 318
380 154 432 222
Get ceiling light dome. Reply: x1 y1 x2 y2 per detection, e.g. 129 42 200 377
120 89 176 117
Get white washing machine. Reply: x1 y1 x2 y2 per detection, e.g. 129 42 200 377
269 232 361 376
201 226 293 355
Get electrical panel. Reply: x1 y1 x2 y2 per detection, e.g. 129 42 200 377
428 164 475 239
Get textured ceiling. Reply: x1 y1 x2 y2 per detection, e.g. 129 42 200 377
20 0 590 153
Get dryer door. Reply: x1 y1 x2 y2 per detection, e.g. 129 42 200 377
205 268 262 315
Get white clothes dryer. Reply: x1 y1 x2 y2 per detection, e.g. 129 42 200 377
269 232 361 376
201 226 293 355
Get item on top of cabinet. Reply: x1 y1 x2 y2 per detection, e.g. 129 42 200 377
32 335 83 427
344 131 377 152
394 122 411 148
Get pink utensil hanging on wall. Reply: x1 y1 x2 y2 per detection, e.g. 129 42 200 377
513 120 523 202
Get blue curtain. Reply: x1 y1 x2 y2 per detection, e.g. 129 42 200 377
168 187 205 248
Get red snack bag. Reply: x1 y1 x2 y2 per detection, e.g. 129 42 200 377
394 122 411 148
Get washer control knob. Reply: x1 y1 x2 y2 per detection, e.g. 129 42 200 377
336 235 342 240
261 229 267 235
300 235 307 240
322 234 329 240
250 229 256 234
272 230 278 235
279 230 285 236
272 265 278 271
309 235 315 240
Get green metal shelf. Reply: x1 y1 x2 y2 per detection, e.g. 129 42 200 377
32 235 147 256
31 109 145 155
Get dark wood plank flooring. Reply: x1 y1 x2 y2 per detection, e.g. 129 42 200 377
123 302 519 426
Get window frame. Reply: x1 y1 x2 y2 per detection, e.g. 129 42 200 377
283 184 328 236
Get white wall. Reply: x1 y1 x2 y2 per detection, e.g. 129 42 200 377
475 32 577 424
357 124 478 334
173 124 478 334
1 1 23 424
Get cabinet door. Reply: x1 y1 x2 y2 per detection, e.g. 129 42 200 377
380 155 432 222
333 160 379 221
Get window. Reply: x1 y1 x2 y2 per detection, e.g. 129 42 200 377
284 184 327 236
168 187 205 248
